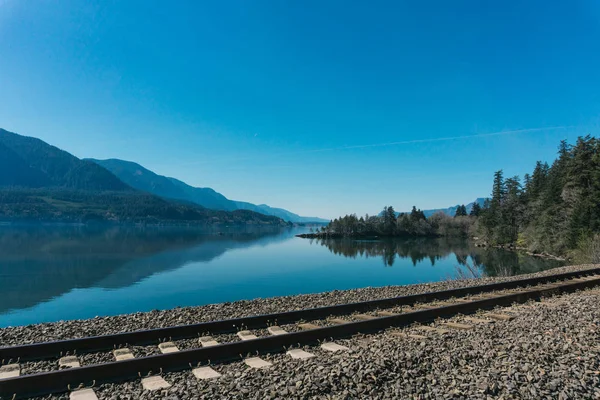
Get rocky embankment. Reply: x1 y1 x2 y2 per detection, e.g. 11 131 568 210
0 264 597 345
474 241 567 261
1 264 599 399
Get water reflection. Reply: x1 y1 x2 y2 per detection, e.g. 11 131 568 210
312 237 565 276
0 227 566 327
0 226 291 314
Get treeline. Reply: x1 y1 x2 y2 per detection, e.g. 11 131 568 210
311 205 477 238
308 135 600 261
477 135 600 260
0 188 288 226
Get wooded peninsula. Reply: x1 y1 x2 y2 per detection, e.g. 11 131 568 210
299 136 600 263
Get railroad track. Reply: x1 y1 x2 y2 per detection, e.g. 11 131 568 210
1 267 600 399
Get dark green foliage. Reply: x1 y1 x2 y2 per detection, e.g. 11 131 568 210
470 202 481 217
0 129 289 225
383 206 397 233
0 188 287 225
316 205 476 238
455 205 467 217
479 135 600 257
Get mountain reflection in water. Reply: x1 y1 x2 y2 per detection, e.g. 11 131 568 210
0 227 565 327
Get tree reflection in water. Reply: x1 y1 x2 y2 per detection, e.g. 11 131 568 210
311 237 565 276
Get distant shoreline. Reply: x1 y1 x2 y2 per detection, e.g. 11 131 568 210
296 232 441 239
0 220 291 228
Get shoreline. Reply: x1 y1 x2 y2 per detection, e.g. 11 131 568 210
0 263 597 345
45 281 600 399
474 242 567 261
296 232 441 239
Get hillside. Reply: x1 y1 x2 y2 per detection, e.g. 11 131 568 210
90 158 328 223
0 129 130 191
0 188 289 225
0 142 49 187
233 201 329 223
86 158 235 211
0 129 287 226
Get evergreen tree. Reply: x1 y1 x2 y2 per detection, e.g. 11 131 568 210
455 205 467 217
470 202 481 217
383 206 397 234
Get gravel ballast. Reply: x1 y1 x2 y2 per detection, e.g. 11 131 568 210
0 264 598 346
31 277 600 399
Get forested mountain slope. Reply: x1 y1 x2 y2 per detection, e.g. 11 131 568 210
90 158 328 223
0 129 287 226
0 128 130 191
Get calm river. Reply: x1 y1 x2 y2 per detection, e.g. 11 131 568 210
0 226 564 327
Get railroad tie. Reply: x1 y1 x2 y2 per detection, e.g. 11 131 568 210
297 323 320 330
113 348 134 361
464 316 494 324
484 313 514 321
377 311 399 317
237 330 259 341
452 298 471 303
193 366 222 380
267 326 288 336
354 314 376 321
413 304 439 310
141 375 172 391
470 294 498 301
286 349 315 360
572 276 598 282
440 322 474 331
244 357 272 369
69 388 99 400
320 342 349 352
59 355 81 368
199 336 219 347
328 318 349 325
0 363 20 379
158 342 179 354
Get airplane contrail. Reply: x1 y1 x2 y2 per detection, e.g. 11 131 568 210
176 125 571 167
299 126 571 153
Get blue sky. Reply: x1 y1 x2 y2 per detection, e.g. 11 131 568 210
1 1 599 219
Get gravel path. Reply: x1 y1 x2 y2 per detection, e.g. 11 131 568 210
32 284 600 399
1 264 598 346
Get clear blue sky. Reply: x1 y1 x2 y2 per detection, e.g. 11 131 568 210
1 1 599 219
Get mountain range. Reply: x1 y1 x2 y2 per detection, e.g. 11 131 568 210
88 158 329 223
0 128 287 225
0 128 326 224
1 127 485 225
381 198 488 218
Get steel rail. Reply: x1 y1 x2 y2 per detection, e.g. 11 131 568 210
1 267 599 363
1 274 599 399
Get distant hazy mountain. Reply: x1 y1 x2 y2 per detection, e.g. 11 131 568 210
86 158 235 211
90 158 328 223
420 198 487 217
0 129 286 226
379 198 488 218
232 201 329 224
412 197 485 218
